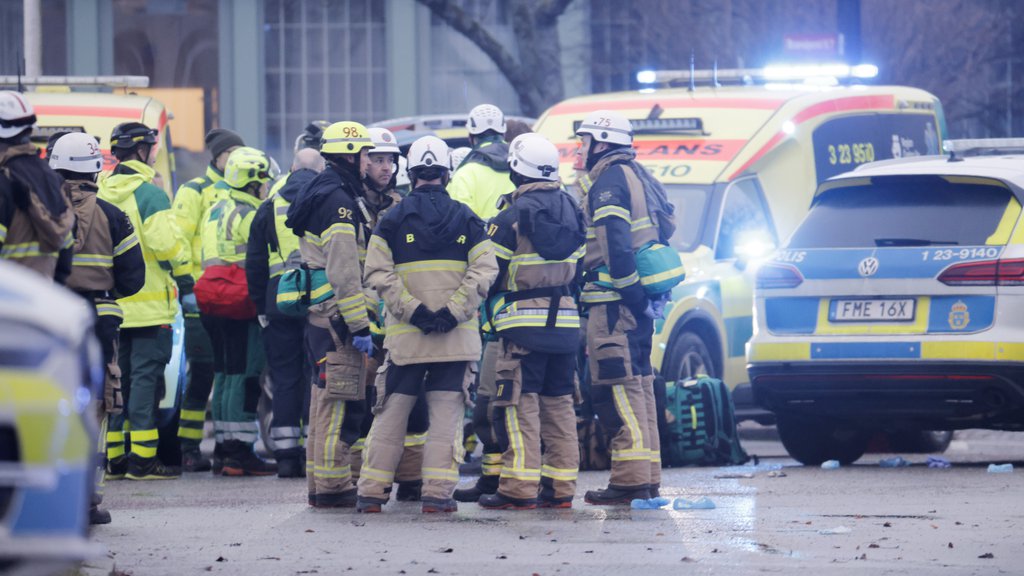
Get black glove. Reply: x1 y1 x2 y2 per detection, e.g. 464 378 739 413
433 307 459 334
410 304 436 334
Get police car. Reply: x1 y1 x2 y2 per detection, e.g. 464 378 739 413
747 139 1024 464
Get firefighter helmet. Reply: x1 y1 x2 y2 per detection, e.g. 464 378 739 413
48 132 104 174
575 109 633 146
320 121 374 155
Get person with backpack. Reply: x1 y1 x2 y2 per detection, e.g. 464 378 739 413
173 128 245 473
575 109 680 505
356 136 497 514
244 148 323 478
99 122 192 481
447 104 515 219
0 91 74 282
476 133 585 510
194 146 277 477
49 132 145 524
285 121 376 508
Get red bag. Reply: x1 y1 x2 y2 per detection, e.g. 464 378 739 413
194 264 257 320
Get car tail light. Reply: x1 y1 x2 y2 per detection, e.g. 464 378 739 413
937 258 1024 286
756 262 804 289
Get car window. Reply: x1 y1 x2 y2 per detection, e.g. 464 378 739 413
664 184 711 252
789 176 1015 248
715 179 776 259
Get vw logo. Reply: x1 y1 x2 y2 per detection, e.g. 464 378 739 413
858 257 879 277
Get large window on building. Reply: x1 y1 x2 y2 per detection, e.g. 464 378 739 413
264 0 388 163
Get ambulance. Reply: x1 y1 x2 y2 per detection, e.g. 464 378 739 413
533 76 946 420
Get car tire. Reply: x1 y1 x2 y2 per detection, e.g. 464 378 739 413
888 430 954 454
663 331 717 382
777 416 869 466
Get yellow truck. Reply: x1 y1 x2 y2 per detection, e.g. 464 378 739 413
534 81 945 420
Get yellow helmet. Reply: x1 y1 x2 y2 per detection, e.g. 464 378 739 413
224 146 273 190
320 121 375 155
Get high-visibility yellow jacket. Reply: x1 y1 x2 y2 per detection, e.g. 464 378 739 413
173 163 226 280
199 181 261 270
98 160 192 328
446 139 515 220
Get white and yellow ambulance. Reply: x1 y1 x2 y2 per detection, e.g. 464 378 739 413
534 79 946 420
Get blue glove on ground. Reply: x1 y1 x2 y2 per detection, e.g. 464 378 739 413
353 334 375 356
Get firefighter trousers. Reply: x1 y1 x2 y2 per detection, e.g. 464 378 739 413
472 340 503 482
305 323 365 497
357 361 466 502
203 316 265 448
587 302 657 490
108 325 172 462
492 341 579 502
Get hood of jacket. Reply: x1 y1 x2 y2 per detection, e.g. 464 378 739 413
287 163 362 236
514 181 585 262
277 168 317 204
403 184 470 251
101 159 156 203
464 139 510 172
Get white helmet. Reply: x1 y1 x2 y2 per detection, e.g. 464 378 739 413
0 91 36 139
395 156 410 189
467 103 506 135
48 132 104 173
508 133 560 181
450 146 471 170
367 127 401 155
407 135 451 171
575 109 633 146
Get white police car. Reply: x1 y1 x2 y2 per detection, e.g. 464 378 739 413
747 139 1024 465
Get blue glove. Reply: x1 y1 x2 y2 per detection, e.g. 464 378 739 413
645 294 669 320
181 292 199 314
352 334 375 356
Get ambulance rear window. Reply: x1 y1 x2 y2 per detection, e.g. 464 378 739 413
789 176 1015 248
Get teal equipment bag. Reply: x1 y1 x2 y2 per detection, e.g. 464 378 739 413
275 266 332 316
662 375 749 467
592 241 685 297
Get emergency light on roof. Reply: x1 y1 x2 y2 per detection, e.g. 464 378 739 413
0 75 150 89
571 117 706 135
636 64 878 87
943 138 1024 161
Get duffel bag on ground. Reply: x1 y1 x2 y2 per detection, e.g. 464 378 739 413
662 375 749 467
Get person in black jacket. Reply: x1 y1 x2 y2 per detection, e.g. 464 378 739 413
246 148 323 478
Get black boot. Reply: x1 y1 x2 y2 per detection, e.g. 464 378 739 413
106 456 127 480
421 497 458 513
538 478 573 509
479 492 537 510
584 485 650 506
276 456 305 478
453 474 498 503
126 454 181 481
221 440 277 477
314 488 357 508
89 505 112 525
212 443 225 475
649 483 660 498
356 496 387 513
182 447 211 472
396 480 422 502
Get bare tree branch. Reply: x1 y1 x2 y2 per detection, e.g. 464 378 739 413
536 0 576 22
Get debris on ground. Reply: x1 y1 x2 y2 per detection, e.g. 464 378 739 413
879 456 910 468
818 526 852 535
672 497 716 510
986 463 1013 473
927 456 951 469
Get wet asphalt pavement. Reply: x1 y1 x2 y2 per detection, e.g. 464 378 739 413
80 428 1024 576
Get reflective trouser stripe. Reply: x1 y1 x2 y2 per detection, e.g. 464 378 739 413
422 467 459 482
223 421 260 444
271 426 303 450
131 428 160 459
320 400 347 478
351 438 366 453
540 465 579 482
359 466 394 484
611 384 644 455
404 432 427 447
506 406 525 472
106 429 125 459
177 408 206 441
481 452 503 477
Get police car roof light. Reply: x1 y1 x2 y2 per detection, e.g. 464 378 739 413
942 138 1024 161
637 64 878 88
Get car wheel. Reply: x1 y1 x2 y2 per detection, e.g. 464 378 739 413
664 331 717 382
888 430 954 454
777 416 869 466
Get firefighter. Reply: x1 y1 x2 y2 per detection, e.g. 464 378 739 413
477 133 585 510
99 122 192 481
285 121 376 508
245 148 323 478
356 135 497 514
49 132 145 523
446 104 515 219
349 127 428 502
173 128 245 473
575 110 662 504
0 91 74 282
194 147 276 477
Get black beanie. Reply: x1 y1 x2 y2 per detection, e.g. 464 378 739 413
205 128 245 159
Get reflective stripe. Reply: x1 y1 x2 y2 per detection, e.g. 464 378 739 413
593 205 631 223
322 136 372 144
1 241 52 259
369 234 391 255
610 449 650 461
422 467 460 482
177 427 204 440
611 270 640 289
640 265 686 286
502 467 542 481
360 466 394 483
404 432 427 447
0 223 6 243
180 409 206 422
96 303 123 319
324 399 345 478
275 205 289 216
468 240 492 262
351 438 366 452
268 261 286 276
107 443 125 459
323 222 356 240
113 233 139 256
395 259 467 274
73 253 113 267
131 428 160 442
580 289 621 304
505 406 525 472
611 385 644 452
540 464 578 482
631 216 654 232
492 243 514 260
314 465 352 479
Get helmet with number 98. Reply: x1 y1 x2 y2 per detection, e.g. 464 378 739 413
575 109 633 146
320 121 374 155
49 132 104 174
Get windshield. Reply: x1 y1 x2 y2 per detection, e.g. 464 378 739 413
664 184 712 252
789 176 1016 249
